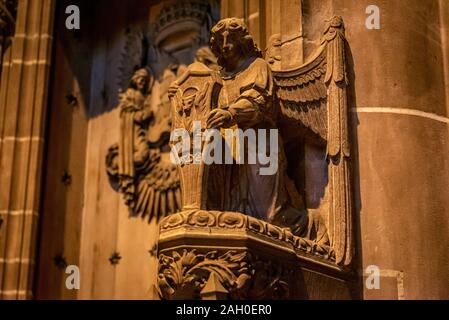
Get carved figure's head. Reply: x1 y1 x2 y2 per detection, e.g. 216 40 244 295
210 18 261 71
180 87 198 116
130 68 152 93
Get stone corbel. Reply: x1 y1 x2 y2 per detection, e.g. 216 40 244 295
157 210 348 300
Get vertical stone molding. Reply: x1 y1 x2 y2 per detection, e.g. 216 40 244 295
439 0 449 114
326 0 449 299
0 0 55 300
220 0 268 50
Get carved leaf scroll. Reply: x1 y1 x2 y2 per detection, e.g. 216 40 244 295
157 248 291 300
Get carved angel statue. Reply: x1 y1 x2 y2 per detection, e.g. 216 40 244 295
169 16 353 266
204 18 309 236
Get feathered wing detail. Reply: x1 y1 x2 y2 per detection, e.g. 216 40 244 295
272 16 353 266
134 149 181 222
273 42 328 141
105 145 181 223
322 17 352 267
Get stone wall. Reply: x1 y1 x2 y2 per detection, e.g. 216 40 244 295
0 0 448 300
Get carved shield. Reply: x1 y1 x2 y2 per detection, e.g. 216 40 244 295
169 62 222 210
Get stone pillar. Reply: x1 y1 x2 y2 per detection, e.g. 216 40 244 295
0 0 55 299
328 0 449 299
221 0 245 20
221 0 266 50
440 0 449 115
221 0 302 66
279 0 303 68
264 0 280 43
246 0 264 50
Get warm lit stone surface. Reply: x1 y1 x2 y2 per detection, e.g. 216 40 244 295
0 0 448 300
354 112 449 299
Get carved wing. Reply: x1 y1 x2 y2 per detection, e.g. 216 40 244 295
105 144 181 222
134 150 181 222
273 16 353 266
273 46 328 141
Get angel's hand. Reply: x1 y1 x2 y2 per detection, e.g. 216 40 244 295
206 109 233 129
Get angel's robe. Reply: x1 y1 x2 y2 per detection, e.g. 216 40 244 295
208 57 307 232
118 88 151 199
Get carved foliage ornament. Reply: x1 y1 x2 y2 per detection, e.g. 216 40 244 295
158 249 291 300
161 210 335 259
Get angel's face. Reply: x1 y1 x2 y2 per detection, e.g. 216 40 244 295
221 30 239 59
213 19 244 68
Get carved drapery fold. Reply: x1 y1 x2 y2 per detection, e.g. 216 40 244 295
322 17 353 266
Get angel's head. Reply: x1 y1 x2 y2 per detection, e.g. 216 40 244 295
130 68 152 94
210 18 262 71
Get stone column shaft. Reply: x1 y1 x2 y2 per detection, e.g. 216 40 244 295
0 0 55 300
327 0 449 299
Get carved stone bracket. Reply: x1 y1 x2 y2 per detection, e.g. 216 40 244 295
158 248 292 300
157 210 351 300
160 210 335 260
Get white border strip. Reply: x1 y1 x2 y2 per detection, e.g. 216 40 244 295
352 107 449 124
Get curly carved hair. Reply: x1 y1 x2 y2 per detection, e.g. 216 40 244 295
209 18 262 66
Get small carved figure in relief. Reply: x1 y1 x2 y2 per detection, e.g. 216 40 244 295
107 66 183 221
107 1 220 222
117 68 154 208
205 18 309 235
